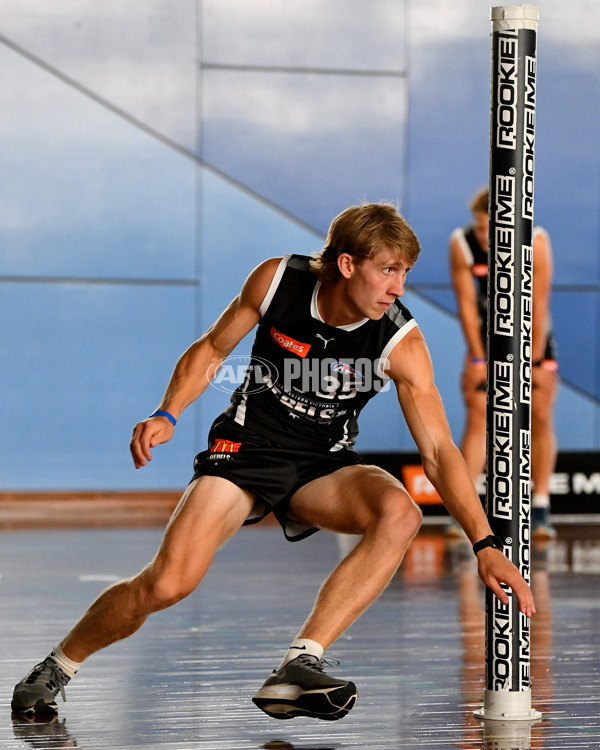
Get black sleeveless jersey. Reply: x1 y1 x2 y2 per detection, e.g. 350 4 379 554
223 254 418 451
452 225 557 360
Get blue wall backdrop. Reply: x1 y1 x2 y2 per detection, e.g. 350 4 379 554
1 1 598 490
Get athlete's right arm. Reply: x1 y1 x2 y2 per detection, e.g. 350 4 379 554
130 257 282 469
449 235 487 397
449 235 485 361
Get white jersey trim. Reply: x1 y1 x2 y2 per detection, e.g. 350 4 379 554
451 227 474 267
259 255 290 318
453 225 547 268
311 281 369 331
376 319 419 379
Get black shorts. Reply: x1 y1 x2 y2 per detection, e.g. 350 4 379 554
191 415 362 541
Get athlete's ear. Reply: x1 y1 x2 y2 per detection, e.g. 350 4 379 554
337 253 354 279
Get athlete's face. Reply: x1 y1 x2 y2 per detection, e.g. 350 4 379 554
340 248 413 320
473 210 489 251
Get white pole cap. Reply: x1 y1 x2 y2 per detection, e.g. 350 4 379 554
491 5 539 30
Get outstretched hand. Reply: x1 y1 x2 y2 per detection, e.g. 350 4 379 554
130 417 175 469
476 547 536 618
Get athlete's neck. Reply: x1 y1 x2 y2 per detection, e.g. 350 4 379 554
316 280 365 327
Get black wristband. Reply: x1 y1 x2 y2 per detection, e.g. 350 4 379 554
473 535 504 555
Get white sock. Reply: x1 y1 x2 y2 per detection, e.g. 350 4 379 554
532 493 550 509
279 638 324 669
49 644 81 679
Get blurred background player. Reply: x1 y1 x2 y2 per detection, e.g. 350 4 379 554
448 187 559 540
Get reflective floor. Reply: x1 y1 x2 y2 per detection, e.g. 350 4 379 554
1 521 600 749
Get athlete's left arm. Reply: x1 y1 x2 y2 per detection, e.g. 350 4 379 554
387 327 488 539
387 327 535 616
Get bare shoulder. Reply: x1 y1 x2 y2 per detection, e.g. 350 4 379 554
532 229 553 281
533 227 552 260
240 257 284 310
449 232 470 271
386 326 434 385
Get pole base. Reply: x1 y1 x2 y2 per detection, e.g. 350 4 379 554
474 689 542 721
476 717 540 750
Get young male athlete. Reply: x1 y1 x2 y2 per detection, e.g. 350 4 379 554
449 188 559 540
13 203 535 721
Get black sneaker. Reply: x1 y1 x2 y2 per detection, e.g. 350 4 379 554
252 654 358 721
12 657 71 715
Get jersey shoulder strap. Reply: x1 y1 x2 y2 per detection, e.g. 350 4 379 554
259 254 314 318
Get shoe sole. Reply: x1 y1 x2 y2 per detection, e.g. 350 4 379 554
533 527 556 541
252 682 358 721
11 698 58 716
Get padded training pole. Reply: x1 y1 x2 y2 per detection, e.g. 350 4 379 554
474 5 542 722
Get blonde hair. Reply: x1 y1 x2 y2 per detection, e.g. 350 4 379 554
310 202 420 284
470 187 489 215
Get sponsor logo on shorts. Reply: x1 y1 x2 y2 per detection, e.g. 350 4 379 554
210 439 242 454
271 327 311 358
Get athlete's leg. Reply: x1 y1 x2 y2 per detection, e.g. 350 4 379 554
13 476 256 714
460 366 487 484
530 366 558 497
60 476 255 662
252 464 421 721
530 367 558 538
288 464 422 649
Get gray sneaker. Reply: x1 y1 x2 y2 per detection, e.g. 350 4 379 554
12 657 71 715
252 654 358 721
532 506 556 540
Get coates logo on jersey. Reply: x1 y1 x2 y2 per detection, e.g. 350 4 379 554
271 327 311 358
210 439 242 454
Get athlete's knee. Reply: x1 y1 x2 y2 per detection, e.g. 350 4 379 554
136 568 196 613
531 397 554 432
465 396 486 423
398 495 423 537
372 488 422 540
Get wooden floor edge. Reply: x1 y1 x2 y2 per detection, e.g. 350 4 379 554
0 490 184 503
0 490 281 530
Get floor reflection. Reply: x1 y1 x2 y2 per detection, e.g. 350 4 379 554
2 524 599 749
398 523 600 750
479 718 538 750
263 742 335 750
12 713 80 749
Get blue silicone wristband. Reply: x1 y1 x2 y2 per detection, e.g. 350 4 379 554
149 409 177 426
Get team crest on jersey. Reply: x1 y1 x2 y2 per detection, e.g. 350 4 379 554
331 361 364 379
210 439 242 454
271 326 311 358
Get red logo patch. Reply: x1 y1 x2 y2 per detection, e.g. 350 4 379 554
270 327 311 358
210 439 242 454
